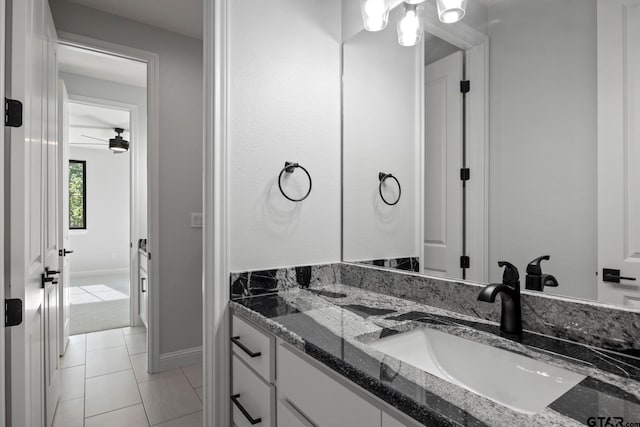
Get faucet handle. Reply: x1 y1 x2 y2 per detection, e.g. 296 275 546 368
498 261 520 286
526 255 551 275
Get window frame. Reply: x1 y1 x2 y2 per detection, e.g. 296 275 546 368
69 159 87 230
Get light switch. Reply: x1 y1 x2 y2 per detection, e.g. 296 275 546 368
191 213 203 228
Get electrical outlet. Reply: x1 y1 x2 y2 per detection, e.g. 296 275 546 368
191 213 203 228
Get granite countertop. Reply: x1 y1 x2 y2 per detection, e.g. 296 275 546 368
230 283 640 427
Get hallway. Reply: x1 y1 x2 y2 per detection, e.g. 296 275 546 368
53 327 203 426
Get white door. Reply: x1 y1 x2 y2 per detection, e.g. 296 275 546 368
423 51 464 279
58 80 71 355
43 8 60 426
7 0 58 425
597 0 640 306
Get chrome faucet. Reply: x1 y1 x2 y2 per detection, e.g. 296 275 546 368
478 261 522 335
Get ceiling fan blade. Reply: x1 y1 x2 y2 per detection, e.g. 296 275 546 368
70 142 108 145
81 134 109 142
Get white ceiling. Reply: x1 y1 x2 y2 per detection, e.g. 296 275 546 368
69 102 130 150
59 44 147 88
66 0 203 40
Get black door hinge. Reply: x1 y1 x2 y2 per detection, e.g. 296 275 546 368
460 168 470 181
460 80 470 94
5 299 23 327
460 256 470 269
5 98 23 128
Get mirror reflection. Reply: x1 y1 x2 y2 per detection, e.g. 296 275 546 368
342 0 640 307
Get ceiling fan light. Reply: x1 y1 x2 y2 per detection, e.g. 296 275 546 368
109 127 130 153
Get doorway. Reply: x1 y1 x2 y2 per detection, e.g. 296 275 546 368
57 42 151 360
66 101 132 334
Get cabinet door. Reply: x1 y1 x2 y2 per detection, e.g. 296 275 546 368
278 344 381 427
383 412 410 427
277 400 314 427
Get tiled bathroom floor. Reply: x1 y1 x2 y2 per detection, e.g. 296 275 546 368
54 327 203 427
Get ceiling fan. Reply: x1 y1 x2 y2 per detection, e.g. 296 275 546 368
71 127 130 153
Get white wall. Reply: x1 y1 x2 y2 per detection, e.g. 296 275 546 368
228 0 342 271
342 8 422 263
69 147 130 273
51 0 203 355
488 0 597 299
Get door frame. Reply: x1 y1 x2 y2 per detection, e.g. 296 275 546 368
204 0 230 425
64 94 141 328
0 0 6 425
416 3 489 283
56 32 161 373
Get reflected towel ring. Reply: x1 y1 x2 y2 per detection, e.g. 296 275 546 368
278 162 312 202
379 172 401 206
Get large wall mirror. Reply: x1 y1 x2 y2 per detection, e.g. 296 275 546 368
341 0 640 307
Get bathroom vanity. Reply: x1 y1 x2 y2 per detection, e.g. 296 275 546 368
228 264 640 427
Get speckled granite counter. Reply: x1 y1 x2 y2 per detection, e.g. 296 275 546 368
230 284 640 427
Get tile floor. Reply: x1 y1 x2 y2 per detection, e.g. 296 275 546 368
54 327 203 427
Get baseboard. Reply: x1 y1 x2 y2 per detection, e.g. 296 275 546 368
158 346 203 371
70 268 130 278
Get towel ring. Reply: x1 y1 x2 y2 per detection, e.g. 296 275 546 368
278 162 312 202
378 172 401 206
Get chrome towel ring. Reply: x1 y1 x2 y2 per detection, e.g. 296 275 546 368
378 172 401 206
278 162 312 202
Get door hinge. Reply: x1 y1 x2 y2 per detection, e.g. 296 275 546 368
460 168 470 181
5 299 23 327
5 98 23 128
460 256 470 269
460 80 470 94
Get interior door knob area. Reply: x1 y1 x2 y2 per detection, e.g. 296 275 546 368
59 249 74 256
602 269 637 284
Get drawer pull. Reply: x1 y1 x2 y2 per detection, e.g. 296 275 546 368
231 393 262 425
231 336 262 358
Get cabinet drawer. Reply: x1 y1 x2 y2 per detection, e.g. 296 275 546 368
232 315 274 383
277 344 381 427
232 355 274 427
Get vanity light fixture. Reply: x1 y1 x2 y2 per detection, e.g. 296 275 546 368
397 3 423 47
360 0 392 31
436 0 468 24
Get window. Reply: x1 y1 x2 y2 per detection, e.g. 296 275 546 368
69 160 86 229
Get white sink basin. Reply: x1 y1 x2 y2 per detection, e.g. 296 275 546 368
369 328 585 414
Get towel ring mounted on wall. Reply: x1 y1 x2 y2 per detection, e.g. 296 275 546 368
378 172 401 206
278 162 312 202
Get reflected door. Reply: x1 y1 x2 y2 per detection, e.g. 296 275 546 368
597 0 640 306
58 80 71 355
423 51 464 278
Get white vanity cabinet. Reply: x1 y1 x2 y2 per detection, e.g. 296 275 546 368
277 343 381 426
230 313 420 427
